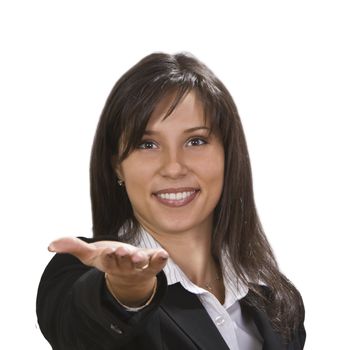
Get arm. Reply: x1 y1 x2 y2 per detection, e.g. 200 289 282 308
36 237 168 349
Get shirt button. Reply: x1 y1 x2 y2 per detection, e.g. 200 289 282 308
110 323 123 334
215 315 225 326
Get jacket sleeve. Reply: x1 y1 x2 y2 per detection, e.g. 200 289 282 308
36 246 167 350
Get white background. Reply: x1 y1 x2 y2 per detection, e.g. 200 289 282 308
1 1 343 349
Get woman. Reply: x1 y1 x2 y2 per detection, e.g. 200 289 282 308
36 52 306 349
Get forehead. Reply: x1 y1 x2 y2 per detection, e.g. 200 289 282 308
146 90 208 130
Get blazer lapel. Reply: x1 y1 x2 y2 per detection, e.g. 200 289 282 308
161 283 229 350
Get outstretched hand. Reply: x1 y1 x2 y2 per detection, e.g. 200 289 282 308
48 237 169 306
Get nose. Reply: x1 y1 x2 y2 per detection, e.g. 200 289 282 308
159 148 188 179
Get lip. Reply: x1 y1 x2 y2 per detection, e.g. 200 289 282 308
152 188 200 208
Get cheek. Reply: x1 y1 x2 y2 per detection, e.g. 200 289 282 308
120 159 155 208
210 163 225 204
190 158 224 211
120 157 146 184
205 150 225 186
124 183 150 218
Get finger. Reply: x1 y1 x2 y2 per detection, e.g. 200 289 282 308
131 250 150 270
147 249 169 275
113 246 134 271
48 237 97 263
93 241 137 253
98 247 120 272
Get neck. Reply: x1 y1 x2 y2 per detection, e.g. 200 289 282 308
140 221 221 290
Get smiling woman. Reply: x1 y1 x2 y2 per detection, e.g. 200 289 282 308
116 91 224 240
36 52 306 350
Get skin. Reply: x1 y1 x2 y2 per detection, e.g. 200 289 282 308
49 90 225 305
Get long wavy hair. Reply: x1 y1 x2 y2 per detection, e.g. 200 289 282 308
90 52 304 340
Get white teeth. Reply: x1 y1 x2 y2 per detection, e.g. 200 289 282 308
157 191 196 200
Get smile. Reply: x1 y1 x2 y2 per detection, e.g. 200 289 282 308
153 188 200 207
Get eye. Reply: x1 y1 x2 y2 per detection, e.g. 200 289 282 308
186 137 208 147
137 140 158 149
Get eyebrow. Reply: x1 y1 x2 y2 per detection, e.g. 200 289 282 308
143 126 210 135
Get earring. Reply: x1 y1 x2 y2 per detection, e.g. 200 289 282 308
117 179 124 186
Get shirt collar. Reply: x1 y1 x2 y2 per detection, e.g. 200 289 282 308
135 227 248 307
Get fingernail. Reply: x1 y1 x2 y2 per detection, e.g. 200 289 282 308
132 254 144 263
116 247 129 257
48 244 55 252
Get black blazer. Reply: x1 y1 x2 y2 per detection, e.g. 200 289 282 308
36 239 306 350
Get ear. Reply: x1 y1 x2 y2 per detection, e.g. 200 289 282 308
111 156 124 180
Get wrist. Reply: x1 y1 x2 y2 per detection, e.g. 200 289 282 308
105 273 157 308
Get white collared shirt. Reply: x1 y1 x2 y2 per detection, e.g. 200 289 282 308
136 229 263 350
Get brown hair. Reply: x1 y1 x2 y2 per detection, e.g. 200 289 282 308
90 52 304 340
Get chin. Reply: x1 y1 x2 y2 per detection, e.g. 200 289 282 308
154 218 200 235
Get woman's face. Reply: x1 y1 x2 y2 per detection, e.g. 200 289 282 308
116 90 224 237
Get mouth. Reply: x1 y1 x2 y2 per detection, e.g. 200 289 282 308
152 188 200 208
